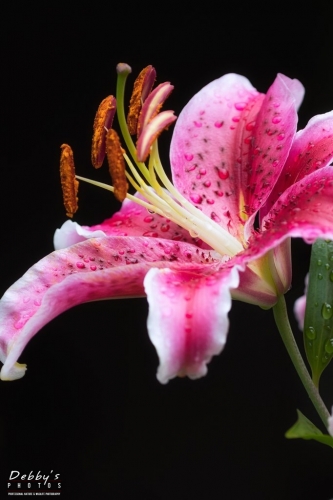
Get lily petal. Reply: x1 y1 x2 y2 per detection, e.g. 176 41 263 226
170 73 264 240
244 74 304 238
261 111 333 218
81 194 210 247
0 237 218 380
144 266 240 384
233 166 333 278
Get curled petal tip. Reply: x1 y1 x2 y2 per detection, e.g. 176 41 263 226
116 63 132 75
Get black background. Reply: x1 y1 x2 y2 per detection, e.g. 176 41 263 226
1 2 333 499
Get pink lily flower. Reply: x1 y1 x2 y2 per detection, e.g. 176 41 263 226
2 64 333 384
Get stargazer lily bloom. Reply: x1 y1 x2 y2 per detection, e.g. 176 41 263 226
2 63 333 384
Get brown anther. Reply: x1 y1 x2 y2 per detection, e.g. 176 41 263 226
60 144 79 218
91 95 117 168
127 66 155 135
105 129 128 202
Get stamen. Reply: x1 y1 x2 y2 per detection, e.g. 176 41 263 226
105 129 128 202
127 66 156 135
91 96 117 168
60 144 79 218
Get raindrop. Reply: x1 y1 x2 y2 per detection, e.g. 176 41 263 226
144 215 154 223
322 302 333 320
199 168 206 175
206 198 215 205
325 263 330 270
90 265 97 271
317 259 322 266
190 193 203 204
318 273 323 280
234 102 246 110
277 133 285 141
232 116 240 123
272 115 281 124
246 120 256 131
76 262 85 269
214 121 224 128
161 224 170 232
324 338 333 354
211 212 221 222
218 168 229 180
143 231 159 237
305 326 316 340
203 180 211 187
185 153 194 161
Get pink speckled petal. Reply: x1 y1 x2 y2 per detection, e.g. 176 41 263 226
85 194 210 248
294 275 308 331
231 166 333 278
170 73 264 240
144 265 240 384
0 236 216 380
244 74 304 236
261 111 333 218
53 220 106 250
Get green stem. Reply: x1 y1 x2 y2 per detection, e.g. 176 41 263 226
273 294 330 427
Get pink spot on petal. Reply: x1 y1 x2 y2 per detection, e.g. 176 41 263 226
214 121 224 128
193 121 202 128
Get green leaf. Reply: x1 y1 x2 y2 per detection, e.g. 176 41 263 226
285 410 333 448
304 239 333 386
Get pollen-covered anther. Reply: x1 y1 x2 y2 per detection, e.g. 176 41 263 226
106 129 128 202
60 144 79 218
91 96 117 168
127 66 156 135
137 110 177 162
137 82 174 137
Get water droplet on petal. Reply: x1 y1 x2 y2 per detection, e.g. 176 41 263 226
199 168 206 175
214 121 224 128
161 224 170 232
211 212 221 222
277 133 285 141
190 193 203 204
203 180 211 187
317 259 322 266
185 153 193 161
234 102 246 111
143 231 159 237
218 168 229 180
90 265 97 271
246 120 256 131
76 262 85 269
144 215 154 223
272 115 281 124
